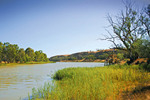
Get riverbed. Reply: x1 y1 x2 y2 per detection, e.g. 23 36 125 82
0 62 104 100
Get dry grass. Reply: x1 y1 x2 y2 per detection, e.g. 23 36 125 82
30 65 150 100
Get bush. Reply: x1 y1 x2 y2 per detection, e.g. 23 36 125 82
147 64 150 71
53 68 75 80
140 63 150 72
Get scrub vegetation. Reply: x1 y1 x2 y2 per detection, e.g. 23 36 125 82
49 49 127 62
29 65 150 100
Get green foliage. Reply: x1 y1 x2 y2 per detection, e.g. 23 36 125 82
25 47 35 61
133 39 150 58
33 50 48 62
0 42 3 62
30 65 150 100
85 55 96 61
53 68 75 80
0 42 49 64
35 50 47 62
117 53 124 60
97 53 109 59
16 48 26 63
3 43 19 63
140 63 150 72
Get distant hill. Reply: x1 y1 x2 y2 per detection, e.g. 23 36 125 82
49 49 125 62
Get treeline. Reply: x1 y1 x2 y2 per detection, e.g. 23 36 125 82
49 49 126 62
0 42 49 63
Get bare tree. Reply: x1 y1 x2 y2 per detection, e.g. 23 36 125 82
142 4 150 37
102 1 149 64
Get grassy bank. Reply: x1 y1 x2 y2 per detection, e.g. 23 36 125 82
30 65 150 100
0 61 55 66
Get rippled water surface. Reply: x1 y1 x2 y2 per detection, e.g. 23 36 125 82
0 62 104 100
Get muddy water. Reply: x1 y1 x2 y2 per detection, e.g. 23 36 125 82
0 62 104 100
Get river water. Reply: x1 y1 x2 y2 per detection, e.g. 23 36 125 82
0 62 104 100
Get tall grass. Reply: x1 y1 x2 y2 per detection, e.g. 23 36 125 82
30 65 150 100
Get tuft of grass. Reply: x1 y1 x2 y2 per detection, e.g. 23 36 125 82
30 65 150 100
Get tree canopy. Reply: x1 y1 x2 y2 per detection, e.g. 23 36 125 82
0 42 49 63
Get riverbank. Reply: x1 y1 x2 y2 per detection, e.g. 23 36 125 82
0 62 101 100
30 64 150 100
0 61 55 66
58 60 105 63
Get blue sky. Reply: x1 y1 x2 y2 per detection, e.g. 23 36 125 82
0 0 149 57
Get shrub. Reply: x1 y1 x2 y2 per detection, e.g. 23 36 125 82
140 63 150 72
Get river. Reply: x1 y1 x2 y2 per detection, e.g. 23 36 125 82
0 62 104 100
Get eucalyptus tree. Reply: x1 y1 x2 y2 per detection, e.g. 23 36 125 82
3 42 19 63
0 42 3 62
25 47 35 62
35 50 43 62
43 53 48 62
35 50 49 62
102 1 150 64
16 48 26 63
0 42 48 63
